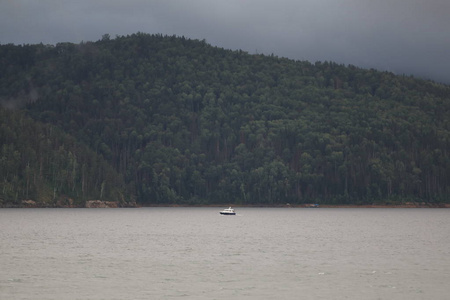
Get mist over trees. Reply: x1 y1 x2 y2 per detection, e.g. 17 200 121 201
1 33 449 206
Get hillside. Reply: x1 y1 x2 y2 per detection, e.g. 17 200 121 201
1 33 449 205
0 108 130 207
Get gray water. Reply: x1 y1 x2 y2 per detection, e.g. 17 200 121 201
1 208 449 299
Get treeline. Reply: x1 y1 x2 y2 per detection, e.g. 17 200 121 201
0 108 128 207
0 32 449 205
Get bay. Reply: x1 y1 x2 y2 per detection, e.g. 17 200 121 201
1 208 449 299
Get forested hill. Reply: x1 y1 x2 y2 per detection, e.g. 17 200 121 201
0 108 129 207
1 33 449 206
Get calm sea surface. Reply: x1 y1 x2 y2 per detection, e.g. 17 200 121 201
1 208 449 299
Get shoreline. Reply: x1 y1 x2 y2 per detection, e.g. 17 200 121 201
4 200 450 209
140 203 450 208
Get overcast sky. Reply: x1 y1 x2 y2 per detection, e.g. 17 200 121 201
1 0 449 83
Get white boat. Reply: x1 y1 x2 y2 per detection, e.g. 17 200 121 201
219 207 236 215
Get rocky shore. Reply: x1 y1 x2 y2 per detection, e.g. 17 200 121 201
141 202 450 208
1 199 448 208
0 199 137 208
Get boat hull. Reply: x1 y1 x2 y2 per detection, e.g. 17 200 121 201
220 212 236 215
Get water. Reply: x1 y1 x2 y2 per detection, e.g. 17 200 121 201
1 208 449 299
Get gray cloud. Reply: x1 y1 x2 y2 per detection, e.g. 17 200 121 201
1 0 449 83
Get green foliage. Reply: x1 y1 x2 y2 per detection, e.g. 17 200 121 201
0 108 128 207
1 33 449 205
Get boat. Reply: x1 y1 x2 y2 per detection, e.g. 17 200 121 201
219 207 236 215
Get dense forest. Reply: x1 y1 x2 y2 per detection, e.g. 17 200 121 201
0 108 129 207
1 33 449 207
